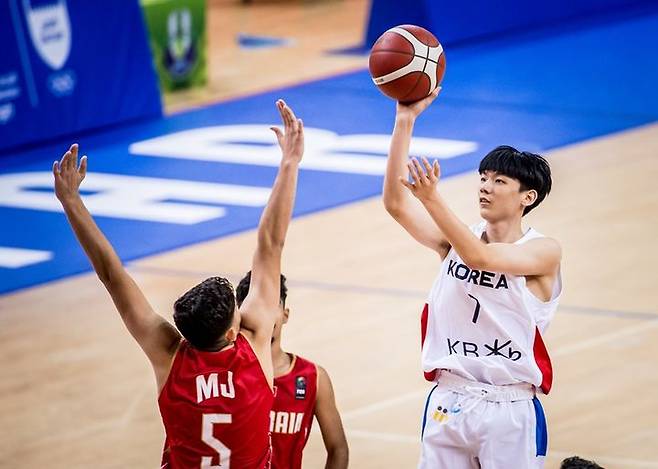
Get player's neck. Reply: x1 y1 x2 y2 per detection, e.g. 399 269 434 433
484 217 525 244
198 337 234 352
272 342 293 377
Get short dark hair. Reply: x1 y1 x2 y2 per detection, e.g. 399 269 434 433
478 145 552 216
173 277 235 350
235 271 287 308
560 456 604 469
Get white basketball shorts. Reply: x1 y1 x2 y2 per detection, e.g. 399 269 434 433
418 371 548 469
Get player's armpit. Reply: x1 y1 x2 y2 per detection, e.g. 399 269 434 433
314 366 349 469
236 231 285 346
476 237 562 277
237 268 279 347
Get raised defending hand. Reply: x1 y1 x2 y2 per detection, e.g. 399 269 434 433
270 99 304 163
396 87 441 121
400 157 441 202
53 143 87 203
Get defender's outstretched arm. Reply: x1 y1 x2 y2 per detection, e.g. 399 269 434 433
54 144 180 388
240 100 304 349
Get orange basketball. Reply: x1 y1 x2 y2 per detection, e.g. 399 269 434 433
369 25 446 103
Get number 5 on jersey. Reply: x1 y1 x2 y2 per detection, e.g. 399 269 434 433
201 413 231 468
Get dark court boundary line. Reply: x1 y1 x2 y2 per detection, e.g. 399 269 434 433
128 264 657 321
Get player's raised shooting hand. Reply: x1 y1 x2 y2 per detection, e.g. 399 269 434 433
396 87 441 122
53 143 87 204
271 99 304 164
400 157 441 202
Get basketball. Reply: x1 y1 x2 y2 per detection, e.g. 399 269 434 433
368 25 446 103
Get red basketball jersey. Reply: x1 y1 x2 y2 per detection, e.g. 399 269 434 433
159 333 274 469
270 355 318 469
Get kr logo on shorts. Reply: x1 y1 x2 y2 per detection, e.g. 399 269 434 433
432 403 462 424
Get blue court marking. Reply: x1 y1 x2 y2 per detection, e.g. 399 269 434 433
1 12 657 294
533 397 548 456
237 34 293 50
128 264 658 322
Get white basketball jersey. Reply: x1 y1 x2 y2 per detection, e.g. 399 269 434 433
421 222 561 393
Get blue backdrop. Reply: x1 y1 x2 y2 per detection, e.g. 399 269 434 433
0 0 162 154
1 4 657 294
365 0 653 47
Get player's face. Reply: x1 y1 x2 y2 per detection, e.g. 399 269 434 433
231 305 241 333
221 305 241 345
271 304 289 343
478 171 525 221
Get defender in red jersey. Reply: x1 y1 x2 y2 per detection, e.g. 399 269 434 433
53 99 305 468
236 272 349 469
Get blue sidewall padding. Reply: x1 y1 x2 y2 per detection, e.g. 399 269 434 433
365 0 655 47
0 0 161 154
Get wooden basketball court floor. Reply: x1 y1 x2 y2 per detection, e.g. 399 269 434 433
1 1 657 468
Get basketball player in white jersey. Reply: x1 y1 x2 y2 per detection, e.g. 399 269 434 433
383 88 562 468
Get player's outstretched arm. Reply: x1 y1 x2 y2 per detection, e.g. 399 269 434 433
240 100 303 351
53 144 181 387
401 157 562 276
383 88 450 258
315 366 349 469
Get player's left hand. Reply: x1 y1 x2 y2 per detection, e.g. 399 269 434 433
400 157 441 202
271 99 304 164
53 143 87 203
